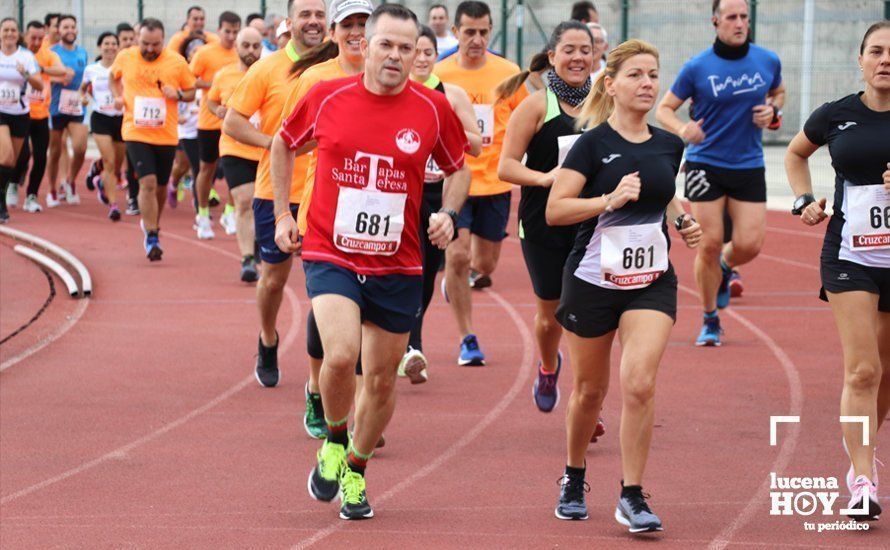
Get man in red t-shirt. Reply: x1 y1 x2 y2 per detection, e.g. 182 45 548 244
270 4 470 521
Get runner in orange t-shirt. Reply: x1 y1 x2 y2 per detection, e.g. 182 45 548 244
205 27 264 281
110 18 196 261
9 21 67 213
222 0 325 390
433 1 519 367
190 11 241 240
166 6 219 54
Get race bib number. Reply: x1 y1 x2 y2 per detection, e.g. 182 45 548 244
333 186 407 256
474 104 494 147
557 134 581 167
847 184 890 251
59 89 83 115
26 83 43 104
248 111 261 129
600 222 668 289
424 156 444 183
134 96 166 128
0 81 20 106
94 89 116 113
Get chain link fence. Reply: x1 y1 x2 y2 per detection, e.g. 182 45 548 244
8 0 889 199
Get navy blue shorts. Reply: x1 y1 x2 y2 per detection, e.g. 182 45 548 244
304 260 422 334
253 198 298 264
50 114 85 131
456 191 511 242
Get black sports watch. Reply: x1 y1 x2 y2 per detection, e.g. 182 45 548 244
438 207 459 240
791 193 816 215
674 214 694 231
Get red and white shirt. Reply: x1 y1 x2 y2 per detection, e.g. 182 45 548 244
280 74 467 276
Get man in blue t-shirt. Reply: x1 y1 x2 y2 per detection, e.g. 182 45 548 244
47 14 89 206
656 0 785 347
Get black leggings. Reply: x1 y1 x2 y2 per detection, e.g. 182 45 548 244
408 184 445 352
10 117 50 196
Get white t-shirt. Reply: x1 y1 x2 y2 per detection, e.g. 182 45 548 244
83 62 122 117
436 34 458 53
177 89 199 139
0 47 40 115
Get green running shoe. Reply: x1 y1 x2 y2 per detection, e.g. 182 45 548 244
339 469 373 520
303 383 326 439
307 441 346 502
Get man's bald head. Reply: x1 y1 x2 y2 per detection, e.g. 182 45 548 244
236 26 264 67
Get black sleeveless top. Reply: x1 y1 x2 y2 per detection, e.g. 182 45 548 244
519 88 580 248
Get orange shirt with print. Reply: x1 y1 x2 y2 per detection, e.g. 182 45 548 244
190 42 238 131
28 46 62 120
110 48 196 146
282 58 348 234
227 42 305 203
167 30 219 55
435 54 520 196
208 62 263 162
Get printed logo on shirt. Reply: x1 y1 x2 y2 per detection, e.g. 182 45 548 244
837 122 857 131
331 151 408 192
707 72 766 97
395 128 421 154
602 153 621 164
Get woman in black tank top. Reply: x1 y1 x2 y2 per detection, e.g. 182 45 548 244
498 21 602 418
396 25 481 384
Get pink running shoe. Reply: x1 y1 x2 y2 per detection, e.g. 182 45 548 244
847 475 881 521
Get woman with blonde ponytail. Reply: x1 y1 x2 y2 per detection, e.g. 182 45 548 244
545 39 702 531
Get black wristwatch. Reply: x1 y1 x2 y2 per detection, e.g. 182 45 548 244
674 214 695 231
791 193 815 215
177 90 183 101
438 207 459 240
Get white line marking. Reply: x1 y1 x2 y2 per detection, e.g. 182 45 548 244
0 299 89 373
290 287 535 550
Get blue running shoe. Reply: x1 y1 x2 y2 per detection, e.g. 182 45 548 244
695 313 722 347
615 484 663 533
716 260 732 309
458 334 485 366
142 224 163 262
533 352 562 412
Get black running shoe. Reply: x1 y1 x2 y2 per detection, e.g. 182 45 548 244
240 255 259 283
469 269 492 290
615 484 663 533
308 441 346 502
126 197 140 215
555 474 589 520
255 333 279 387
85 159 102 191
339 469 374 520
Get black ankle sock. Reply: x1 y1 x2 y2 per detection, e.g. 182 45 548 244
621 481 643 497
347 458 366 476
327 427 349 447
565 465 585 479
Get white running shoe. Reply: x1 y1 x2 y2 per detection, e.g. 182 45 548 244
59 181 72 201
46 193 61 208
65 192 81 205
220 211 237 235
22 194 43 213
194 215 215 240
397 347 429 384
6 183 18 208
847 475 881 520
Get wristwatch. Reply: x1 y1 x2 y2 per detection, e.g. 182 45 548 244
791 193 815 215
674 214 694 231
177 90 183 101
768 105 783 130
438 207 459 240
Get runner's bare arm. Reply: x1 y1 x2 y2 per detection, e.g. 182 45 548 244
109 75 124 110
223 110 273 149
547 169 640 225
430 163 471 248
785 131 828 225
667 196 702 248
444 84 482 156
270 133 300 253
767 81 786 109
204 97 225 119
498 91 555 187
656 91 705 144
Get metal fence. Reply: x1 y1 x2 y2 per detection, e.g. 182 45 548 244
6 0 888 198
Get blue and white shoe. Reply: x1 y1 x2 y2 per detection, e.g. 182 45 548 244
533 352 562 412
615 485 663 533
695 313 722 347
458 334 485 366
141 221 163 262
716 260 732 309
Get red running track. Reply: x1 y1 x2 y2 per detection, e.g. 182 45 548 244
0 186 887 549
